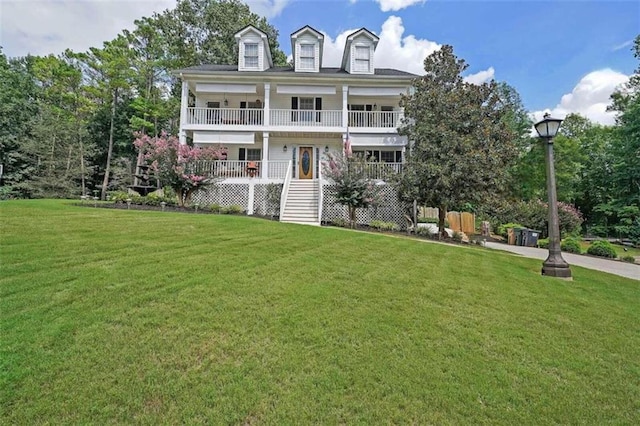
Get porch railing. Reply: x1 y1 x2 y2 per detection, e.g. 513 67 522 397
187 107 263 125
349 111 403 128
267 161 290 179
271 109 343 127
279 160 293 221
189 160 262 179
364 162 403 180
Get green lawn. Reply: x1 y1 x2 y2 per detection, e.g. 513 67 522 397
1 200 639 424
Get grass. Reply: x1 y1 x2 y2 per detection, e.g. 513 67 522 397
1 199 639 424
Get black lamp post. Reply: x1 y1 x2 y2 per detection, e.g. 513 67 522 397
534 113 572 279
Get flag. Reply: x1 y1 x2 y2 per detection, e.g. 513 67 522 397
344 127 352 158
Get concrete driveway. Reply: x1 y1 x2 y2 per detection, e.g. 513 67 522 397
485 242 640 281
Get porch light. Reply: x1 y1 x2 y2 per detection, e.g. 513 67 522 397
324 145 329 153
283 145 288 152
223 98 228 107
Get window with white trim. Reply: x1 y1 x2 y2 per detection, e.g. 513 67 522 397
244 43 259 68
354 45 370 72
299 44 315 69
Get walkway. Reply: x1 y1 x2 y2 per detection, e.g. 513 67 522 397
485 242 639 281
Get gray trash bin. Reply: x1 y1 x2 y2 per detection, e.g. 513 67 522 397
515 228 525 246
522 229 541 247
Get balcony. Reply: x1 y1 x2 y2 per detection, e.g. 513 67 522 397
270 109 342 128
187 107 263 126
184 107 403 131
349 111 403 128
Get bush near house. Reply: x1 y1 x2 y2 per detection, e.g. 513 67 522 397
369 220 399 232
586 240 618 259
560 237 582 254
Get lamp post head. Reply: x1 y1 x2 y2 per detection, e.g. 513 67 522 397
534 113 563 139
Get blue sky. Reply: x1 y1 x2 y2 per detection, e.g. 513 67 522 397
1 0 638 124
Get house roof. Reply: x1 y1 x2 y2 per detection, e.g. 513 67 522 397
341 28 380 70
175 64 418 79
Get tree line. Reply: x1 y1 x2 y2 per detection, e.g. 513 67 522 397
0 0 637 239
0 0 287 200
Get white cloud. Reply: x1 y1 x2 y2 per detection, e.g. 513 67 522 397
320 15 440 75
245 0 291 18
1 0 176 57
464 67 495 85
375 0 425 12
0 0 291 58
531 69 629 126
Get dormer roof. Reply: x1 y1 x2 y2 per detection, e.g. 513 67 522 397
290 25 324 69
234 25 273 68
340 28 379 70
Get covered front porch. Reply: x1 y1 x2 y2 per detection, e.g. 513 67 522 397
188 130 406 182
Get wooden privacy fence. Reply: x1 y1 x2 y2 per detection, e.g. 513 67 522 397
419 207 476 234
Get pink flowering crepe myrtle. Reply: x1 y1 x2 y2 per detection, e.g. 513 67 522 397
133 132 227 206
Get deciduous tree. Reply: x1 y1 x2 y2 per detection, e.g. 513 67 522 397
398 45 517 238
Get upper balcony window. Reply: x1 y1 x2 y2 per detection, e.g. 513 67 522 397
299 44 315 70
244 43 259 68
354 46 370 72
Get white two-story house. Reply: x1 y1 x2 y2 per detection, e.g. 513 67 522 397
175 25 416 225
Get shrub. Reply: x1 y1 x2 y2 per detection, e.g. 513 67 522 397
587 240 617 259
498 223 524 239
209 203 222 213
370 220 399 232
109 191 131 203
415 226 435 237
538 238 549 249
226 205 244 215
452 231 463 242
332 218 348 228
621 255 636 264
560 238 582 254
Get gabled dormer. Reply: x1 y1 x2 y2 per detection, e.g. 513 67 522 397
341 28 379 75
290 25 324 73
235 25 273 71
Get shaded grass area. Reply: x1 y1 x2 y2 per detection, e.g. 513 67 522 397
1 200 639 424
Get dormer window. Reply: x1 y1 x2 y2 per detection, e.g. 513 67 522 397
354 46 370 72
244 42 259 68
300 44 315 70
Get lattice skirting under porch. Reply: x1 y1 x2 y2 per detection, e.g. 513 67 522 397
191 183 282 216
192 182 405 227
321 184 407 229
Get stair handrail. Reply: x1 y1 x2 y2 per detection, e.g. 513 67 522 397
279 160 293 221
317 159 323 225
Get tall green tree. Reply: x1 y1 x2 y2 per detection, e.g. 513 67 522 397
76 36 135 199
151 0 288 69
0 51 39 197
397 45 518 237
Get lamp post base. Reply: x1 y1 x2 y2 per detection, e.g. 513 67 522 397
542 257 572 279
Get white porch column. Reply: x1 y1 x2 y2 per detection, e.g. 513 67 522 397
264 83 270 126
179 79 189 145
262 132 269 179
342 85 349 128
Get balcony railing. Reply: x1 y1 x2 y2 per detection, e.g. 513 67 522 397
349 111 402 128
358 162 404 180
187 107 263 125
271 109 342 127
185 108 403 129
189 160 262 179
187 160 292 180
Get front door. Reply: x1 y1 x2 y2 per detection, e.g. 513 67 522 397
298 147 313 179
